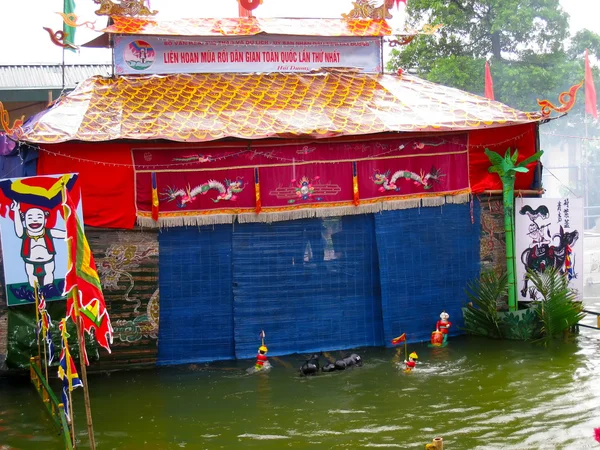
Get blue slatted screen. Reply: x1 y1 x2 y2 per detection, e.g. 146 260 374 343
231 216 384 360
157 226 235 365
375 203 481 345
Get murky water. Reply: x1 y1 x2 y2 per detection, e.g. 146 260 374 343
2 324 600 450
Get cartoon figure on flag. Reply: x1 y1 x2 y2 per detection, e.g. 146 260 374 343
0 174 80 306
58 318 83 422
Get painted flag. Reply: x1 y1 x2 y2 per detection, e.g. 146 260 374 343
0 174 78 212
151 172 159 221
259 330 266 340
484 61 495 101
585 49 598 119
62 181 113 354
63 0 76 51
391 333 406 345
58 318 82 422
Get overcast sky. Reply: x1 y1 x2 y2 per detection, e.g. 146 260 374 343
0 0 598 65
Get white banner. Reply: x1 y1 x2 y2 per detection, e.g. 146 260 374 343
114 35 382 75
514 197 584 301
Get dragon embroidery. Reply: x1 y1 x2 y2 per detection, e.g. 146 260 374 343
372 167 444 192
162 178 245 208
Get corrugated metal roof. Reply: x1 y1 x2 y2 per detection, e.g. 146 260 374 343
0 64 112 90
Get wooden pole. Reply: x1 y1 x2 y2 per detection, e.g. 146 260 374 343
36 283 50 382
72 288 96 450
33 282 41 368
67 381 77 449
62 325 77 449
61 182 96 450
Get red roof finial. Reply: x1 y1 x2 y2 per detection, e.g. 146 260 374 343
238 0 263 17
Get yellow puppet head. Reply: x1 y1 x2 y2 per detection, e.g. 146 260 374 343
259 345 268 353
409 352 418 360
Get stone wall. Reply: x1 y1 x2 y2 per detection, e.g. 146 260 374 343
479 196 506 274
479 196 508 310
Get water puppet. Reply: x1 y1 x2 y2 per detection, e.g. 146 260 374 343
430 311 451 347
334 353 362 370
300 353 364 374
405 352 418 373
250 329 271 372
435 311 452 343
300 354 320 376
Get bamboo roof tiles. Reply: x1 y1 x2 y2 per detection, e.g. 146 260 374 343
20 71 543 143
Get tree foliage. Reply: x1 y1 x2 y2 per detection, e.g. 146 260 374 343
388 0 599 111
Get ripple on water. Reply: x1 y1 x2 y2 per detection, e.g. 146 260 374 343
238 434 290 440
348 425 411 434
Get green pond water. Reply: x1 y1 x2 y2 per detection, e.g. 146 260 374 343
1 328 600 449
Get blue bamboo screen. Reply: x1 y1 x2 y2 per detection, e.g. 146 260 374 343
374 203 481 345
157 226 235 365
231 216 384 360
156 204 480 365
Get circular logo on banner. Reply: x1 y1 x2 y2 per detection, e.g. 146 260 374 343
124 40 155 71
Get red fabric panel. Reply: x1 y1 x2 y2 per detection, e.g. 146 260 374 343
137 168 255 215
469 123 538 193
37 143 136 229
261 163 353 208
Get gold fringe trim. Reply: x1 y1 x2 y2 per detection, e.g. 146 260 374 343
137 192 471 227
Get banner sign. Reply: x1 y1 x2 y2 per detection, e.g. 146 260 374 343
133 134 470 226
0 174 83 306
114 35 382 75
514 197 584 301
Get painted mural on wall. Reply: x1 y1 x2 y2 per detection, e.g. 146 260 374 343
96 231 159 346
134 134 470 226
0 174 82 306
515 198 583 300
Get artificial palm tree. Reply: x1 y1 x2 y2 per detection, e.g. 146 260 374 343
485 148 544 311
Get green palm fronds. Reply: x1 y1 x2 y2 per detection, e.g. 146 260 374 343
527 269 586 343
464 271 508 338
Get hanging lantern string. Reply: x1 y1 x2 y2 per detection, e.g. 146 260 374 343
33 130 533 169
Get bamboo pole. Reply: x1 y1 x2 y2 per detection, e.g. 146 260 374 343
61 183 96 450
67 380 77 449
36 282 50 382
62 325 78 449
34 281 41 366
72 288 96 450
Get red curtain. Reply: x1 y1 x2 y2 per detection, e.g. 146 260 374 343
469 123 538 193
37 142 136 229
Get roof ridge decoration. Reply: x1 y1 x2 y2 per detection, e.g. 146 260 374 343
343 0 395 20
94 0 158 17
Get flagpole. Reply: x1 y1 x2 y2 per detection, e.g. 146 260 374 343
67 388 77 449
63 331 77 449
34 282 42 370
61 183 96 450
36 282 50 382
73 291 96 450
